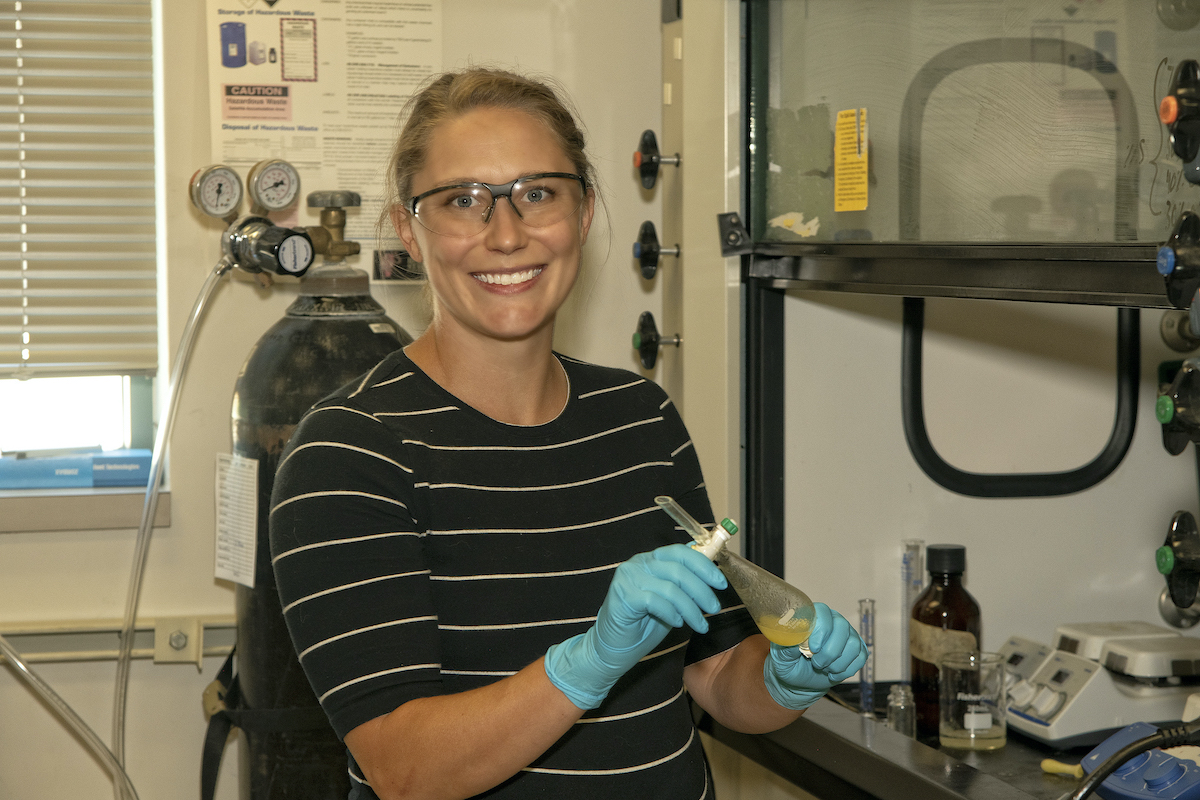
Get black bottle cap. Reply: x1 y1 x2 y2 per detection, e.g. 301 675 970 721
926 544 966 574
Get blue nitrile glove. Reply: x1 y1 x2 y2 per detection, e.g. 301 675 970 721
544 543 727 709
763 602 869 710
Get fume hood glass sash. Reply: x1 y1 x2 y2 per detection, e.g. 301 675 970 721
0 0 157 379
743 0 1200 306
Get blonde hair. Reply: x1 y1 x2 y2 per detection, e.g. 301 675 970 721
378 67 598 239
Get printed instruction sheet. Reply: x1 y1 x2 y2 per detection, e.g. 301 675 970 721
215 452 258 588
205 0 442 242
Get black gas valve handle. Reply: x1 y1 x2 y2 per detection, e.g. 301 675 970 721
1159 211 1200 310
632 311 681 369
1161 60 1200 164
1158 510 1200 609
1158 358 1200 455
633 130 680 190
633 221 680 280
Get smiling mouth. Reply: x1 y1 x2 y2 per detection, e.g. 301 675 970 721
473 267 543 286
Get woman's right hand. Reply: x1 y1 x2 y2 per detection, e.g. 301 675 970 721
544 543 727 709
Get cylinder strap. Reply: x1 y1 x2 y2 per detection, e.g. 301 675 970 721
200 648 334 800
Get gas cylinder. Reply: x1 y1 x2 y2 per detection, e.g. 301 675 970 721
230 262 411 799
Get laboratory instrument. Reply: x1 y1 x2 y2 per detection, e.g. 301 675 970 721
1078 720 1200 800
190 164 244 220
859 599 876 716
222 216 314 278
900 539 923 683
1055 622 1185 660
1005 623 1200 748
654 496 815 650
997 634 1052 710
190 161 318 281
245 158 302 213
910 544 981 739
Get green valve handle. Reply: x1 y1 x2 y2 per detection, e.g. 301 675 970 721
1157 545 1175 575
1157 395 1177 424
632 311 680 370
1161 510 1200 610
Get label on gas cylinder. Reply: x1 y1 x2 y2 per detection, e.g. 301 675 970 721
215 453 258 588
910 618 977 666
834 108 868 212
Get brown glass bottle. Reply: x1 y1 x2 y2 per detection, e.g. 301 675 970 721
910 544 981 740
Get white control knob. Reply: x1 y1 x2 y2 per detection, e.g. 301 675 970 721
1031 685 1065 719
1008 678 1037 708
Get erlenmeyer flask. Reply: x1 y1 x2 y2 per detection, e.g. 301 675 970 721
655 497 816 650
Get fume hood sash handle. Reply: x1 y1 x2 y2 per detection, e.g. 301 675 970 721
901 297 1139 498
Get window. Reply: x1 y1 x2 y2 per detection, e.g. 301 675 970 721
0 1 156 455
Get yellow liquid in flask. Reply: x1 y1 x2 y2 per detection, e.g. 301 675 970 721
755 613 813 647
657 499 817 652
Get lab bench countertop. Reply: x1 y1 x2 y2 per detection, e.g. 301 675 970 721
698 685 1088 800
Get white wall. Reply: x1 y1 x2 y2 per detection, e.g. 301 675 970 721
0 2 665 798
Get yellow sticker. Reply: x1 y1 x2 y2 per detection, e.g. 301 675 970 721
835 108 868 212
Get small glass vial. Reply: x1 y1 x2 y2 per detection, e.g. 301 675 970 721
887 684 916 737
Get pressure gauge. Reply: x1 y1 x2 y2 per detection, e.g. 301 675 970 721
189 165 243 218
247 159 301 212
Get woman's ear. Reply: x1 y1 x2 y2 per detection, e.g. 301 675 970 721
579 188 596 245
391 205 423 263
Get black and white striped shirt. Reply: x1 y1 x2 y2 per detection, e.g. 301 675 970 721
269 350 757 800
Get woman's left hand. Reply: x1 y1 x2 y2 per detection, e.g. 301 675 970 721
762 602 868 710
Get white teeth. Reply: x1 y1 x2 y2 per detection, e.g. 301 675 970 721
474 268 542 286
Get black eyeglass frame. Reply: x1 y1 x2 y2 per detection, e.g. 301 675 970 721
408 172 589 233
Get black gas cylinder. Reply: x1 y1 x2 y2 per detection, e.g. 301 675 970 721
230 265 411 799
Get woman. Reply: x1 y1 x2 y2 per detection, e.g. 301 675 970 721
269 67 867 800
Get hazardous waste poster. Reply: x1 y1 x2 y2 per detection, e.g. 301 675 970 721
204 0 442 241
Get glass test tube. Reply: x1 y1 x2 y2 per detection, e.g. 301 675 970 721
900 539 924 683
859 598 875 717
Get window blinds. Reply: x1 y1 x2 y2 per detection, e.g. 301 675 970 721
0 0 156 379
